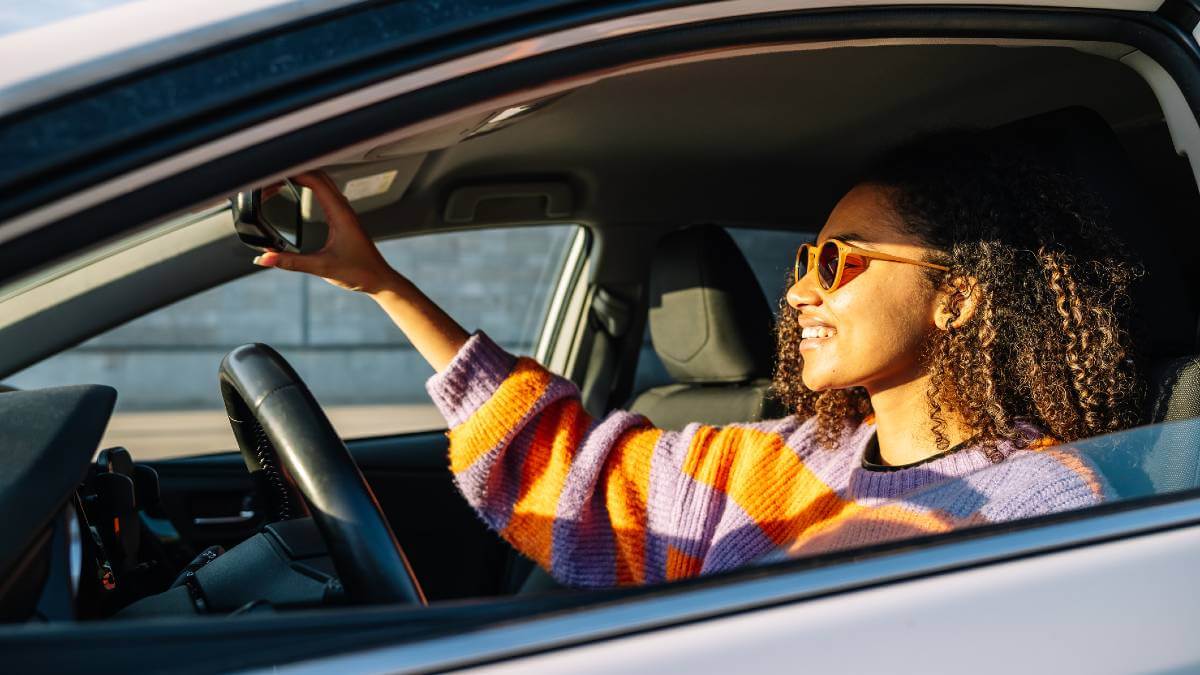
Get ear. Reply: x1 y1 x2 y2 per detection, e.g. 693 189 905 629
934 275 979 331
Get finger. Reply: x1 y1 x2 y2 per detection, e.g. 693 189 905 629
253 250 326 277
290 171 360 231
294 169 341 197
288 171 324 192
290 171 348 212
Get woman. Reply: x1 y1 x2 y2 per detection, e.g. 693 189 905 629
256 131 1140 587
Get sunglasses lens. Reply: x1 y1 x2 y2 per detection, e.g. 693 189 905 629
817 241 840 289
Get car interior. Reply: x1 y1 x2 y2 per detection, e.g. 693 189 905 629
3 36 1200 630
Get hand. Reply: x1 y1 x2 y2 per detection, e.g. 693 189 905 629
252 171 400 295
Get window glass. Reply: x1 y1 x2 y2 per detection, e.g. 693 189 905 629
632 227 809 395
726 227 808 307
7 225 582 459
741 415 1198 564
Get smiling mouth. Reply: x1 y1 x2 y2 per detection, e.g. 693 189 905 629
800 326 837 339
799 325 837 350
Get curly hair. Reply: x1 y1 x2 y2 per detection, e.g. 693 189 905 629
772 131 1144 457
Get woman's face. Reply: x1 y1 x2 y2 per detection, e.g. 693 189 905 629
785 183 943 394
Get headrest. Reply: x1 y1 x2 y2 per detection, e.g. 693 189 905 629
988 106 1196 357
647 225 776 383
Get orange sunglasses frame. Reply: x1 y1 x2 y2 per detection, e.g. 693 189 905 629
795 238 950 291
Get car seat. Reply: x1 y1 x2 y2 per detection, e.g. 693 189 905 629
627 224 785 429
989 106 1200 497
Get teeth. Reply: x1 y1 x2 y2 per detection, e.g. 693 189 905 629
801 326 837 339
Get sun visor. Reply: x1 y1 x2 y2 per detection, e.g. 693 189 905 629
306 157 422 216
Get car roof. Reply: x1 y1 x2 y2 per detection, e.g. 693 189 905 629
0 0 367 119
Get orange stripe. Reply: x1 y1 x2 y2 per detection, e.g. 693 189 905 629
1027 435 1060 450
788 502 956 555
500 398 591 568
447 358 552 474
684 425 848 546
603 426 661 585
1041 447 1105 498
666 544 703 581
1026 435 1105 498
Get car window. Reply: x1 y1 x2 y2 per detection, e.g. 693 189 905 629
6 224 584 460
632 226 807 394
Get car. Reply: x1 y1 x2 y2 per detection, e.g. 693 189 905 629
2 0 1200 672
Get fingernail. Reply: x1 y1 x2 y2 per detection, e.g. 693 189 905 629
252 255 264 266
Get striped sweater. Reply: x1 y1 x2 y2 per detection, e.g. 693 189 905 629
426 332 1108 588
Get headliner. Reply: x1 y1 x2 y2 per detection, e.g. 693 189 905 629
334 43 1168 236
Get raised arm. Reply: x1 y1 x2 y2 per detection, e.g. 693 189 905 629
254 173 801 587
253 173 697 584
253 171 468 371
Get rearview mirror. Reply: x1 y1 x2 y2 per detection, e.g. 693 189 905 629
231 180 304 253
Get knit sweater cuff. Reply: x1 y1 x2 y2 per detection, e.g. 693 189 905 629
425 331 518 429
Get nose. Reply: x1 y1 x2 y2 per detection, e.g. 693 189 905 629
786 270 822 310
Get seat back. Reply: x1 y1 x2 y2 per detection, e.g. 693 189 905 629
629 224 784 429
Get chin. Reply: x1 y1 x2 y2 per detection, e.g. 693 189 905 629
801 364 859 393
800 368 835 392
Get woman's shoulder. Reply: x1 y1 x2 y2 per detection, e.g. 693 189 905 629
972 425 1113 513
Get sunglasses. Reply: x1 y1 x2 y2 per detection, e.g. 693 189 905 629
795 238 950 291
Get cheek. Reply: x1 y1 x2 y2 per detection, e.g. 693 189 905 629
845 294 930 346
824 276 937 381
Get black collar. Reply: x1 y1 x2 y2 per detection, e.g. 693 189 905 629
860 432 979 472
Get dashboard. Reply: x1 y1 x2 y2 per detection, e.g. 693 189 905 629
0 383 353 623
0 385 187 621
0 385 116 620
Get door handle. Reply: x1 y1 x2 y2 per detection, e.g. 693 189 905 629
192 510 256 526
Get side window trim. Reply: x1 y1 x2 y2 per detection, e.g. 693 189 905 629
535 226 590 370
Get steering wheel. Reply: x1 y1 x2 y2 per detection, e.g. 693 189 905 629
218 343 425 606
